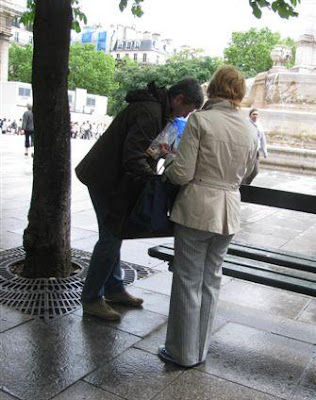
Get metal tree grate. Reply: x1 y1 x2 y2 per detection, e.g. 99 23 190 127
0 247 154 322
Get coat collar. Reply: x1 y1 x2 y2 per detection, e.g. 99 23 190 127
203 98 236 111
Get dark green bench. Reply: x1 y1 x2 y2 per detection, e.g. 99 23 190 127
147 185 316 297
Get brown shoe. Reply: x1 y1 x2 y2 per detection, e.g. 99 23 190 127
105 290 144 307
82 298 121 321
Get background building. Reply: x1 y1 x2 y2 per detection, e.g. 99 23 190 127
71 24 110 53
110 26 175 65
2 81 108 122
0 0 22 82
71 24 179 65
10 20 33 46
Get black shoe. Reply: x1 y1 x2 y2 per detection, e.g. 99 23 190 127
158 346 204 368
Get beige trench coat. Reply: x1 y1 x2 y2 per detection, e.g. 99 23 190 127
165 98 258 235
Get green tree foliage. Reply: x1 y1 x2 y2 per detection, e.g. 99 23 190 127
224 27 295 77
20 0 87 32
108 54 222 115
68 43 115 95
249 0 300 19
8 43 33 83
166 53 223 83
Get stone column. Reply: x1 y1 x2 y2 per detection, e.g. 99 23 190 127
0 35 10 82
293 0 316 71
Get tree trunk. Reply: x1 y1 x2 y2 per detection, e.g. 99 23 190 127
23 0 72 278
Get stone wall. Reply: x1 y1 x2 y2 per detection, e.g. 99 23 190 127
262 146 316 173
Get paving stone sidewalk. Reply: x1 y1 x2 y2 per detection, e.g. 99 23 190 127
1 135 315 400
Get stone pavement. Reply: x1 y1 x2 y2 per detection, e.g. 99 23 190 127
1 134 315 400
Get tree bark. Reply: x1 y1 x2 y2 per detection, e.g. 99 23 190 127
23 0 72 278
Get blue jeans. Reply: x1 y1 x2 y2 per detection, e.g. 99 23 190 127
81 188 124 303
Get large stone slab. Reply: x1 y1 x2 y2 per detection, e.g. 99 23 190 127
219 279 309 319
134 270 173 296
154 369 279 400
0 305 33 332
198 322 314 398
0 390 17 400
53 381 122 400
291 356 316 400
125 286 171 316
1 314 139 400
298 299 316 324
217 300 316 344
75 305 167 338
84 347 183 400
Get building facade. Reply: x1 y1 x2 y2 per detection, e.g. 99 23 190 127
0 0 22 82
10 23 33 47
71 24 177 65
1 81 108 122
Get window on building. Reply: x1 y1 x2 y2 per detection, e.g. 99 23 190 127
28 36 33 44
135 41 140 49
14 31 19 42
133 53 138 61
156 55 160 64
125 53 129 58
68 94 73 103
142 53 147 63
116 53 120 59
12 18 20 28
117 41 123 49
18 87 31 97
86 97 96 107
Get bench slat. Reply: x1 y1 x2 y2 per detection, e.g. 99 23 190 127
148 244 316 297
148 243 316 274
228 244 316 274
224 255 316 283
222 261 316 297
240 185 316 214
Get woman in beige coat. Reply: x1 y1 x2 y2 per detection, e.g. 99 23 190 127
158 66 258 367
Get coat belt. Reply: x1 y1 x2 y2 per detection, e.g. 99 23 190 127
192 177 239 191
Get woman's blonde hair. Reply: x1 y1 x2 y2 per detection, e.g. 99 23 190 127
207 65 246 107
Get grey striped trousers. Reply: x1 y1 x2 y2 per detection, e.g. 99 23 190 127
165 223 233 366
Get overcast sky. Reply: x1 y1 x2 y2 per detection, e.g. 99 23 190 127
15 0 305 56
78 0 304 56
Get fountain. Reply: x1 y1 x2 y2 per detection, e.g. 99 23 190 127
242 0 316 172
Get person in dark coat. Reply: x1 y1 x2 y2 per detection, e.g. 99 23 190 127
75 78 204 321
22 104 34 156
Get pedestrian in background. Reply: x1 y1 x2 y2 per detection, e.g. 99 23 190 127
243 108 268 184
21 104 34 156
158 66 258 367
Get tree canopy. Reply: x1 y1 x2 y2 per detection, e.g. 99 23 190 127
248 0 300 18
8 42 116 96
224 27 295 78
68 43 115 95
108 53 222 115
9 43 33 83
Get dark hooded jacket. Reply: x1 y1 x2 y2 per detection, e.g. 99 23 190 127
75 82 172 234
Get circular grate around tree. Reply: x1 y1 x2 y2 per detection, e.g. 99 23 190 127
0 247 154 322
